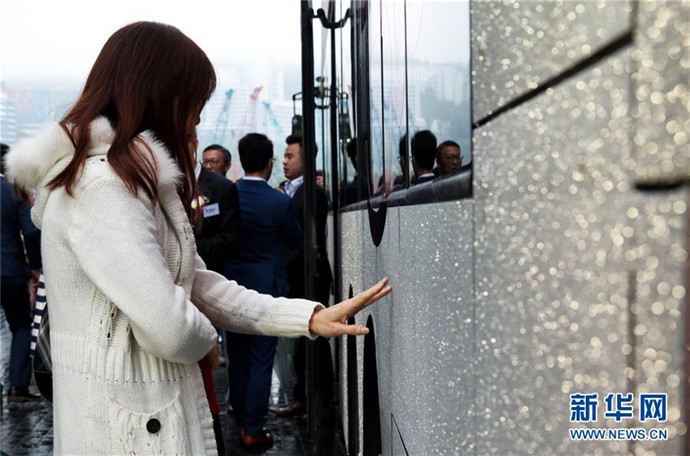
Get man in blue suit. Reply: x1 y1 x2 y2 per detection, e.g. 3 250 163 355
1 143 42 401
224 133 302 448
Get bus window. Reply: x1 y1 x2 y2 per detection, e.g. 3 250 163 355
406 1 472 182
381 1 408 195
361 0 472 204
368 0 385 197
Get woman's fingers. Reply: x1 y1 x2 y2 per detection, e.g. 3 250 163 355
335 277 390 319
311 278 392 338
360 277 389 303
340 323 369 336
364 283 392 306
324 320 369 337
326 279 392 335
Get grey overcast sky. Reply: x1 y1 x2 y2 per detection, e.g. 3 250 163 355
0 0 305 86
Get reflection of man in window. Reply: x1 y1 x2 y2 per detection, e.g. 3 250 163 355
435 140 462 176
411 130 437 185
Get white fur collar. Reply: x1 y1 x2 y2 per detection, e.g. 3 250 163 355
4 116 182 191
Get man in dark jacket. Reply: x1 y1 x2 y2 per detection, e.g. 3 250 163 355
195 144 241 273
224 133 302 448
1 143 42 401
271 135 333 419
281 135 332 302
411 130 438 185
193 142 240 456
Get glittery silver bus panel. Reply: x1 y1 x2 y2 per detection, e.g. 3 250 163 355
471 0 634 122
333 0 688 454
339 202 475 456
632 1 690 184
474 49 634 455
631 188 688 456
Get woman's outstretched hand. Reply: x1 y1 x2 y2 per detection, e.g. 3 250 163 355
309 277 392 338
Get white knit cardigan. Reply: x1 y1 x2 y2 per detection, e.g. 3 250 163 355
5 117 320 455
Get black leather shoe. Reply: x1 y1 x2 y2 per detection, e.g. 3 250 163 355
8 387 43 402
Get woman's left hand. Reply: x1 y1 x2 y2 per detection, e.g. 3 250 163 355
309 277 392 337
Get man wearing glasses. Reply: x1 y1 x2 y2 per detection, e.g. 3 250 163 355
192 140 241 455
202 144 233 177
435 140 463 177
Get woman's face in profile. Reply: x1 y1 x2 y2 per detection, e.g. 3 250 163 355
185 105 203 157
186 109 201 136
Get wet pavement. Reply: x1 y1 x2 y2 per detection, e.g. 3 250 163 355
217 367 347 456
0 367 346 456
0 393 53 456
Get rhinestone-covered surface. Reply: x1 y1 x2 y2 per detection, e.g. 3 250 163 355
474 49 635 455
340 201 476 455
333 1 688 454
632 0 690 183
388 203 475 455
631 189 688 456
471 0 633 121
337 209 365 455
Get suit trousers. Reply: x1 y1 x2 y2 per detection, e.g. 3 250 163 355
0 277 33 388
225 332 278 436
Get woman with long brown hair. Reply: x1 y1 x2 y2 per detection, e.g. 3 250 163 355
5 22 390 455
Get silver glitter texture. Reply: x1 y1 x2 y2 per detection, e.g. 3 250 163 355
632 0 690 183
630 189 687 456
333 1 688 454
471 0 633 121
340 202 475 455
474 50 635 455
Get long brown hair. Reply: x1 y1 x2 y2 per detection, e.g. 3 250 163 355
48 21 216 212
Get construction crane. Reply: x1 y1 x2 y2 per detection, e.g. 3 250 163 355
261 101 285 139
241 86 263 133
212 89 234 144
228 86 264 147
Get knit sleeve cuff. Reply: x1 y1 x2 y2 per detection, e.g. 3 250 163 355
257 298 325 339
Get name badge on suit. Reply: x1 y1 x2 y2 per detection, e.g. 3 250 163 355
203 203 220 218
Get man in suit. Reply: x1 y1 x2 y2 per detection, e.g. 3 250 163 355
202 143 232 177
271 135 333 419
195 148 241 274
191 139 241 456
1 143 42 401
224 133 302 448
435 140 462 176
411 130 438 185
281 135 333 302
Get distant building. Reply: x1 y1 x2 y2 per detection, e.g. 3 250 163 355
2 60 300 183
1 84 80 144
196 60 298 185
0 85 18 144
